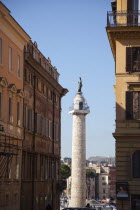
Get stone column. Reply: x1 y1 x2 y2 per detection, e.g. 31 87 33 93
69 91 89 207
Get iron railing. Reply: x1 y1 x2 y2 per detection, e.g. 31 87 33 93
107 10 140 27
69 105 90 111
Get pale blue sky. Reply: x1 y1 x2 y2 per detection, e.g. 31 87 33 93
2 0 115 158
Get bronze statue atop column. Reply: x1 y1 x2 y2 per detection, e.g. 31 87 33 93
77 77 82 92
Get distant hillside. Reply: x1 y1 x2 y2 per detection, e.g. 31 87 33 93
88 156 115 165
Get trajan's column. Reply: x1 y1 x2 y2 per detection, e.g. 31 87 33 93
69 78 90 207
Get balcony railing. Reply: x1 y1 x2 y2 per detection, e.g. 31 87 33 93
69 105 90 112
107 10 140 27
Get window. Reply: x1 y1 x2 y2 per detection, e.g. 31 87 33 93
45 157 48 180
23 105 27 128
54 124 56 141
48 89 53 100
49 120 52 139
103 189 106 193
27 109 32 131
102 183 106 186
9 47 12 71
126 91 140 120
79 102 83 110
15 156 19 179
0 92 2 119
0 38 2 64
5 156 11 179
17 102 20 125
46 118 49 137
133 150 140 178
126 47 140 72
42 83 45 94
54 123 59 141
17 55 20 77
40 155 44 179
102 177 106 180
8 98 12 122
42 117 46 136
56 124 59 141
34 154 37 179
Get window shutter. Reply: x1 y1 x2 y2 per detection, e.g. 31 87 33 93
35 113 37 133
126 47 132 72
46 119 48 137
23 106 26 128
133 151 140 178
37 114 40 134
127 0 133 11
126 91 133 119
30 110 32 131
32 110 34 132
133 92 139 119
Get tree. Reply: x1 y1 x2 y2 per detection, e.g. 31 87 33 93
60 164 71 179
86 169 97 178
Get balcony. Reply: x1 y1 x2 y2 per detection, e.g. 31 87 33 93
107 11 140 27
69 105 90 112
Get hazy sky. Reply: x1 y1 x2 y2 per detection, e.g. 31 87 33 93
2 0 115 158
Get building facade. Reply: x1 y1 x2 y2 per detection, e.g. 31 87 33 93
107 0 140 209
0 3 30 210
21 41 67 210
0 2 67 210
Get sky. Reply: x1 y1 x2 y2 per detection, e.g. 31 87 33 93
2 0 115 158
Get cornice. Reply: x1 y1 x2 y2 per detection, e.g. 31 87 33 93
25 55 68 96
106 26 140 59
0 2 30 43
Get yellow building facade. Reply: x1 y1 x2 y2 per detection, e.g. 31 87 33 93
107 0 140 209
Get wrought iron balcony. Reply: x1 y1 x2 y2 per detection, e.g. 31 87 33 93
107 10 140 27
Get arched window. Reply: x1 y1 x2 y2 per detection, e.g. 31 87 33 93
133 150 140 178
79 102 83 110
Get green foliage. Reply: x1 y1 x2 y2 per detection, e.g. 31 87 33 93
60 164 71 179
86 169 96 178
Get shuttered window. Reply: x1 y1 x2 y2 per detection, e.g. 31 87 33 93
127 0 133 11
17 55 20 78
49 120 52 140
46 119 49 137
126 91 140 120
9 47 12 71
126 47 140 72
42 117 46 136
45 156 48 180
17 102 20 125
8 98 12 122
133 150 140 178
27 109 32 131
